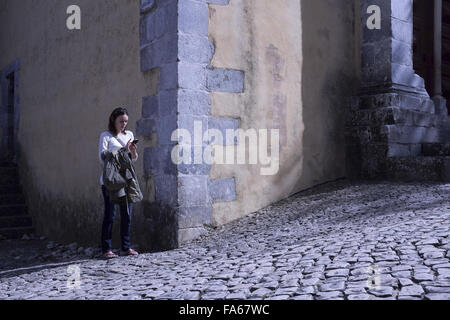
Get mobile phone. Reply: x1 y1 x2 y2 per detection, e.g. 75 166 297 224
132 139 139 144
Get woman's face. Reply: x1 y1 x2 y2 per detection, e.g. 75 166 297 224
115 114 129 134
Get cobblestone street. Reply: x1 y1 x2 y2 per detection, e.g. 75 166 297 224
1 179 450 300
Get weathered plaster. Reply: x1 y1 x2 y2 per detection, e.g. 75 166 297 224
0 0 157 249
209 0 359 225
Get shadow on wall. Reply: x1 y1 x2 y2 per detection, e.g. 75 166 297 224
16 141 104 248
297 0 360 188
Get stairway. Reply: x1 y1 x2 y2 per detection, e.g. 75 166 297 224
0 163 34 239
346 93 450 182
384 145 450 182
383 118 450 182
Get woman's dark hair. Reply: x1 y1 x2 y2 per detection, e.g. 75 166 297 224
108 107 129 135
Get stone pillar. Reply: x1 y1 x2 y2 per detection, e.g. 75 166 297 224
346 0 444 180
432 0 447 114
361 0 428 97
137 0 240 250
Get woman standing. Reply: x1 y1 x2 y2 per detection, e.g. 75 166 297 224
98 107 139 259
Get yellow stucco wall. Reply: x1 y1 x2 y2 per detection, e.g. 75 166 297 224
208 0 360 225
0 0 157 247
0 0 361 248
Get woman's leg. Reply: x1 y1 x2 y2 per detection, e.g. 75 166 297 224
119 199 133 251
101 185 117 253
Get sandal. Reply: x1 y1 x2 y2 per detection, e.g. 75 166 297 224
103 251 118 259
121 248 139 256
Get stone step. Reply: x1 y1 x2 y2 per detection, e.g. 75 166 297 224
0 166 19 185
0 226 35 239
422 143 450 156
346 107 440 128
354 93 435 113
0 162 17 168
0 193 25 206
0 204 28 217
384 156 450 181
0 165 18 174
436 117 450 142
0 183 22 194
346 125 441 145
0 215 32 228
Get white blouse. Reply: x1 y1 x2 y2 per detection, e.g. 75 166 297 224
98 130 138 185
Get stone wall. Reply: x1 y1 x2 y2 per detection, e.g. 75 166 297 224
345 0 450 181
0 0 362 250
138 0 244 246
0 0 156 249
209 0 360 225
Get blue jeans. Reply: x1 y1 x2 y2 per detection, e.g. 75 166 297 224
101 184 133 253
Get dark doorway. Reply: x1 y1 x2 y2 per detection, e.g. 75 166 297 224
0 60 20 167
413 0 450 114
5 72 16 163
442 0 450 114
413 0 434 97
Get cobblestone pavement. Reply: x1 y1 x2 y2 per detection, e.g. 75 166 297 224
1 179 450 300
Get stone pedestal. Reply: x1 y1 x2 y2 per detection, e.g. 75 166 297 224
345 92 441 179
360 0 428 96
433 95 448 115
346 0 447 180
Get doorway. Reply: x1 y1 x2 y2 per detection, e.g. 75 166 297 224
442 0 450 114
5 72 16 163
1 60 20 166
413 0 450 114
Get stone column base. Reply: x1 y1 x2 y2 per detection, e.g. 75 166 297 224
432 95 448 115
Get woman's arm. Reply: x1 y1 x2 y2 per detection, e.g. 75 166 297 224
99 133 109 164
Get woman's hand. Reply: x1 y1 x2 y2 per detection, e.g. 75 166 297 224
126 139 138 158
